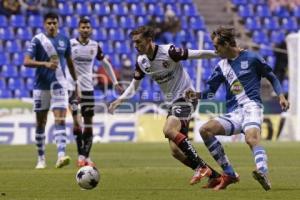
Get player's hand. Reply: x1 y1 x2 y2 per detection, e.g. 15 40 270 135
185 89 200 101
114 83 124 94
279 94 289 111
108 99 122 114
44 61 58 70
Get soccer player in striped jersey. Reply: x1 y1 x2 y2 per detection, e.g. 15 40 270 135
24 13 78 169
190 26 289 190
109 26 222 186
66 17 122 167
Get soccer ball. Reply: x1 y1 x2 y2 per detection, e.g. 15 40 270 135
76 166 100 190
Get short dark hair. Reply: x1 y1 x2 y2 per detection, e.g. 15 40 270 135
129 26 155 40
79 17 91 25
43 12 59 22
211 26 237 47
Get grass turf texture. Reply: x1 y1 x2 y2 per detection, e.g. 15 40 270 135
0 142 299 200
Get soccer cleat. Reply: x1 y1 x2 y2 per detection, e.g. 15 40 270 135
35 159 46 169
202 177 222 189
77 159 86 167
85 158 96 167
213 173 240 190
55 155 71 168
190 166 212 185
252 170 271 191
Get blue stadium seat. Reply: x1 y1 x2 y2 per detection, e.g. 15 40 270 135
20 66 35 78
270 30 285 44
238 5 254 18
25 78 34 90
92 29 107 41
101 16 118 28
119 16 135 29
165 4 181 16
0 15 8 27
65 16 79 29
89 16 100 28
0 27 14 40
5 40 22 53
281 17 298 32
0 90 12 98
143 0 156 3
272 6 290 18
245 17 261 30
11 53 25 66
147 4 164 16
10 15 26 27
0 53 9 65
28 15 43 28
232 0 247 5
256 5 271 17
101 41 113 54
114 41 130 54
189 16 205 30
108 29 125 41
0 79 6 90
94 3 110 16
58 2 74 16
8 78 24 90
249 0 265 4
136 16 147 27
252 30 269 44
266 56 275 69
16 27 33 41
1 64 18 77
182 3 198 16
14 89 30 98
291 5 300 17
75 2 92 16
130 3 146 16
263 17 280 30
111 3 128 16
71 29 79 38
259 44 273 57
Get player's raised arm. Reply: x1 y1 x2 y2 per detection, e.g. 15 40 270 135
168 45 218 62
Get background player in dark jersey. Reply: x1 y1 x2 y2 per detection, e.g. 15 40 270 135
67 17 122 167
188 26 289 190
109 26 222 187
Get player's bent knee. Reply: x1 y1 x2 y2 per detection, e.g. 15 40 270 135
245 135 259 147
199 125 213 138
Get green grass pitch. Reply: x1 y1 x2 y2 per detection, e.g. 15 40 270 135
0 142 299 200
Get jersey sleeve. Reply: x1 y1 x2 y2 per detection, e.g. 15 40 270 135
168 45 188 62
65 38 71 57
26 37 39 58
133 61 145 80
255 54 273 77
96 44 105 60
202 65 225 99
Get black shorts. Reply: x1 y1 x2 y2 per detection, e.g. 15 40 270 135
69 90 95 117
167 98 198 135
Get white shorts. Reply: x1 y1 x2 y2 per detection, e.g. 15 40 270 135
215 102 263 135
33 89 68 112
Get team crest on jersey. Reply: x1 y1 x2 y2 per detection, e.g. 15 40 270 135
58 40 65 47
240 61 249 69
230 80 244 95
163 61 170 68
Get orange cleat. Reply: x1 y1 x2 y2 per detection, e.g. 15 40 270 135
85 158 96 167
190 166 212 185
213 173 240 190
202 177 222 189
77 159 86 167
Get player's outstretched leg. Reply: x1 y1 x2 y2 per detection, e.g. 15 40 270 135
252 146 271 191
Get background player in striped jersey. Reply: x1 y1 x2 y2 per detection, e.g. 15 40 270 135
188 26 289 190
109 26 222 186
66 17 122 167
23 12 77 169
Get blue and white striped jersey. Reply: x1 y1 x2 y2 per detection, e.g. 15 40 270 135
26 32 71 90
203 50 282 112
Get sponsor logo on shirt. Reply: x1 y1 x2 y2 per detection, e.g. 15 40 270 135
230 80 244 95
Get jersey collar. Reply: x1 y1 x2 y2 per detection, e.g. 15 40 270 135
148 44 158 61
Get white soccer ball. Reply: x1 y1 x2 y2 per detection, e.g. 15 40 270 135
76 166 100 190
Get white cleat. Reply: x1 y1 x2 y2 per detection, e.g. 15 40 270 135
55 155 71 168
35 160 46 169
